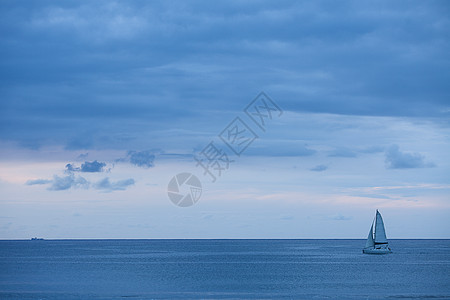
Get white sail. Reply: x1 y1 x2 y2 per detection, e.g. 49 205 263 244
364 221 375 248
374 210 388 244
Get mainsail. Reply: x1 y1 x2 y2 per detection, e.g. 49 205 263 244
374 210 388 244
364 220 375 248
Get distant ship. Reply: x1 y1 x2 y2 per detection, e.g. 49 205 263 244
31 237 44 241
363 210 392 254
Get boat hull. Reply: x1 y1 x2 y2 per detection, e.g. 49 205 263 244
363 248 392 255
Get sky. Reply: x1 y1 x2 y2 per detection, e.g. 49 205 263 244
0 0 449 239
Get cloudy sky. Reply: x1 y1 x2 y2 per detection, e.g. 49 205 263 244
1 0 449 239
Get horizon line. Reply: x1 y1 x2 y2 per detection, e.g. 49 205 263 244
1 238 449 241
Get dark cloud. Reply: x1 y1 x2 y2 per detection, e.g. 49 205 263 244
385 145 435 169
26 174 134 192
65 160 106 173
65 163 80 172
25 179 51 185
328 148 357 158
81 160 106 172
48 174 89 191
310 165 328 172
1 1 449 150
126 151 155 168
94 177 135 192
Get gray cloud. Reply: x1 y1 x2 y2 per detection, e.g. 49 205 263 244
310 164 328 172
26 166 134 192
94 177 135 192
65 160 106 173
27 174 134 192
126 151 155 168
48 174 89 191
65 164 80 172
81 160 106 172
25 179 52 185
385 145 435 169
1 1 448 151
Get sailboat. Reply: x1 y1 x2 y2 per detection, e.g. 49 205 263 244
363 210 392 254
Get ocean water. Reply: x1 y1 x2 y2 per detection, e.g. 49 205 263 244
0 239 449 299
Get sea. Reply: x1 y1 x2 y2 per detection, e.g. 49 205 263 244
0 239 449 299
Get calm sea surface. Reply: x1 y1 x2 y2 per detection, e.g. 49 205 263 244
0 239 449 299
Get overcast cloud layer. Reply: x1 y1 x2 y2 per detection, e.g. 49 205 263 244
1 0 449 151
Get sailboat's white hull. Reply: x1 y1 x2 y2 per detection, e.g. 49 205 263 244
363 248 392 255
